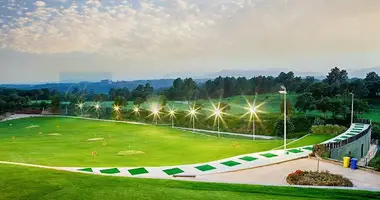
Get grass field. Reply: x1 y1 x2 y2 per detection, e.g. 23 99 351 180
0 117 328 167
0 164 379 200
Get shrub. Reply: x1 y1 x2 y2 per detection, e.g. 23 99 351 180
311 125 347 135
287 170 353 187
369 156 380 171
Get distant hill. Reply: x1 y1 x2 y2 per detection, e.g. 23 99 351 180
0 79 208 94
348 67 380 78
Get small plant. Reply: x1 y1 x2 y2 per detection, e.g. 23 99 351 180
287 170 353 187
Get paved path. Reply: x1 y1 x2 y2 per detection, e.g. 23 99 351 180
188 158 380 191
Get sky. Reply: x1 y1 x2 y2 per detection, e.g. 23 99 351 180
1 0 380 83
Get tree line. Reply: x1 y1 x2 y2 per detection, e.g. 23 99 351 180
1 67 379 115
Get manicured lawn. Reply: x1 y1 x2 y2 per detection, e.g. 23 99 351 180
286 134 334 149
0 117 291 167
0 164 379 200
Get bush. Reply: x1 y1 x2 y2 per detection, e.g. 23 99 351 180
311 124 347 135
369 156 380 171
287 170 353 187
371 122 380 140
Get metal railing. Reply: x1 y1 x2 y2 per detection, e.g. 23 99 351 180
323 125 372 151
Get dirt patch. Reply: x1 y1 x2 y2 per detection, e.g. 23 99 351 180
87 138 104 141
117 150 144 156
48 133 61 136
25 125 40 129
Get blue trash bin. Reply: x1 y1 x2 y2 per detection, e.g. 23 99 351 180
350 158 358 170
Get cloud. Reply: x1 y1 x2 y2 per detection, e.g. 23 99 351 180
1 0 380 62
34 1 46 7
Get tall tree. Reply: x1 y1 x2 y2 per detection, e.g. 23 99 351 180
295 92 315 113
364 71 380 98
324 67 348 85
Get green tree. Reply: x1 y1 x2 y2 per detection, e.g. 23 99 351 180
280 98 293 115
316 97 331 118
274 116 295 137
50 95 61 113
295 92 315 113
133 97 144 107
364 71 380 98
329 99 346 117
324 67 348 85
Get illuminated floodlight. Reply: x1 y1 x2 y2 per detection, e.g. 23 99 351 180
77 102 84 115
94 103 101 110
167 106 176 128
113 105 120 111
94 102 101 118
208 102 228 137
132 106 140 114
242 96 265 140
186 105 199 133
148 104 161 124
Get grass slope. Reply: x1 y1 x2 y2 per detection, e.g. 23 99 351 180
0 117 288 167
287 134 334 149
0 164 379 200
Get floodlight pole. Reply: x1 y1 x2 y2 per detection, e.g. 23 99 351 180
350 93 354 125
192 116 195 133
171 115 174 128
279 86 287 155
284 89 287 153
217 117 220 137
252 115 255 140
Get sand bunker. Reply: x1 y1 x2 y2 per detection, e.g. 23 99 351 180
87 138 104 141
117 150 144 156
25 125 40 129
48 133 61 136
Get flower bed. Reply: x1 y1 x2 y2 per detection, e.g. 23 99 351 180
286 170 353 187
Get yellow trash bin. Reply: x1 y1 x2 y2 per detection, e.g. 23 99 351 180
343 157 350 168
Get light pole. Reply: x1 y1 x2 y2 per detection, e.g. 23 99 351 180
250 106 256 140
214 108 221 137
188 108 197 133
350 92 354 125
169 110 175 128
94 103 101 119
78 103 84 116
279 86 287 154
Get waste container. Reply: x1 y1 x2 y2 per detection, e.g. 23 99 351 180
343 157 350 168
350 158 358 170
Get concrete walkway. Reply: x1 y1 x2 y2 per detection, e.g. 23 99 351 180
189 158 380 191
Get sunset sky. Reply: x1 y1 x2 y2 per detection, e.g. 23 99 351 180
1 0 380 83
